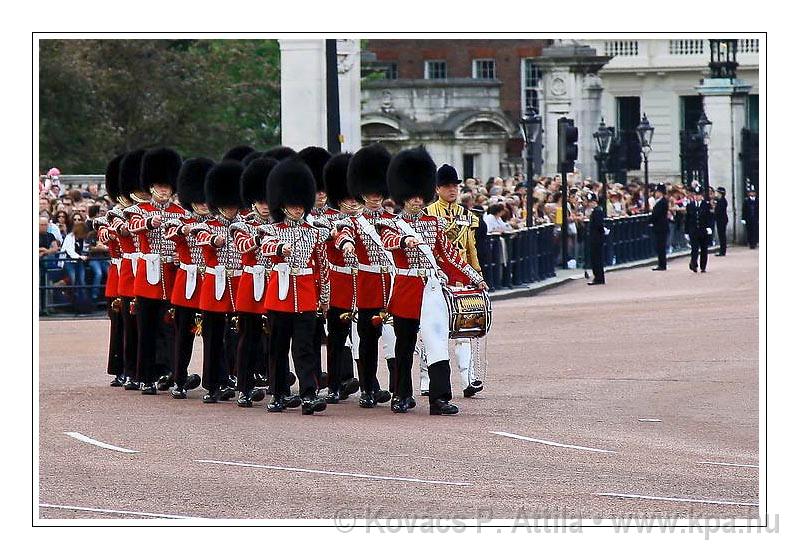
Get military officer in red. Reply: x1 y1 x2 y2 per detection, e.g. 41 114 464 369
320 152 362 403
231 157 279 407
162 157 214 399
335 144 396 408
259 156 330 415
112 149 147 390
128 147 185 395
382 147 487 415
95 154 126 387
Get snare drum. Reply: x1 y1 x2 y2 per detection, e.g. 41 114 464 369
443 285 492 339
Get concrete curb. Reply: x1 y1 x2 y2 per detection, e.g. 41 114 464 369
488 246 713 301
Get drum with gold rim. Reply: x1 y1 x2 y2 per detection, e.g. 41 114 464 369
442 285 492 339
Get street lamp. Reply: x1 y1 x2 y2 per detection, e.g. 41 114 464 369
593 117 614 211
636 113 655 211
520 107 542 228
697 110 712 195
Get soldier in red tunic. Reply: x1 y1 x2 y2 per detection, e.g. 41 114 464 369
382 147 487 415
95 153 126 386
128 148 185 395
111 149 147 390
335 144 396 408
259 156 330 415
162 157 214 399
320 152 362 403
231 157 279 407
194 161 245 403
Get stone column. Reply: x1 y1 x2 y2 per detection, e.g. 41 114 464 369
697 77 752 243
336 39 362 152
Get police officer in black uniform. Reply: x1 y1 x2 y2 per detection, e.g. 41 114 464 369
742 187 759 249
650 183 669 271
685 185 713 273
714 187 729 256
586 191 606 285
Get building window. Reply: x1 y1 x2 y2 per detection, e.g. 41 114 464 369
681 95 704 132
748 94 759 131
616 97 641 133
424 60 447 80
472 59 496 80
383 62 398 80
463 154 478 181
521 59 542 112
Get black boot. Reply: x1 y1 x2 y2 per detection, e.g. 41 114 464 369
110 373 125 387
301 397 327 415
237 392 253 408
123 377 139 391
339 378 359 400
463 381 484 398
203 389 222 404
375 389 391 404
250 388 266 402
359 391 376 408
404 396 416 410
156 375 174 392
219 386 236 401
391 395 409 413
184 374 201 391
170 387 187 399
430 399 459 415
266 395 286 412
140 383 157 395
325 389 340 404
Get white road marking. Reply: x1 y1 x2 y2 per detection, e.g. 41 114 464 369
596 493 758 507
39 503 198 519
697 461 758 469
64 432 139 453
638 418 662 422
196 459 471 486
490 431 617 454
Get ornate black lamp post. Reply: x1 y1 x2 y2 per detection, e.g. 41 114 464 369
520 107 543 228
697 110 712 198
593 117 614 211
636 113 655 211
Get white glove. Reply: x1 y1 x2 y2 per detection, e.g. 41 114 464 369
684 234 690 241
603 227 610 236
741 219 746 225
706 228 713 235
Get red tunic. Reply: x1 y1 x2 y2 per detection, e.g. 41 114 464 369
165 213 207 309
324 208 359 310
110 207 139 299
96 218 120 298
260 219 330 313
233 212 273 314
383 213 482 320
335 208 396 309
129 200 186 301
195 214 244 313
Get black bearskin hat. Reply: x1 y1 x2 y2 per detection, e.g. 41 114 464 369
436 164 461 186
177 157 214 209
266 156 316 221
141 147 182 191
241 157 279 206
298 146 332 192
241 151 264 167
205 160 244 211
222 145 255 162
387 146 437 204
263 146 297 161
347 143 391 202
104 153 125 201
119 149 146 198
323 152 353 208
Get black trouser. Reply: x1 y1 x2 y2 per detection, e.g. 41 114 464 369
655 230 668 269
136 296 171 385
717 222 728 255
326 307 352 391
120 297 138 379
235 312 265 394
393 316 452 402
172 305 197 389
106 298 124 377
690 233 709 271
356 307 384 393
590 242 605 283
269 311 319 399
746 223 758 248
201 311 229 392
224 316 238 383
313 316 326 384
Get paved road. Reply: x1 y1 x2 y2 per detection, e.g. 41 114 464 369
38 248 759 521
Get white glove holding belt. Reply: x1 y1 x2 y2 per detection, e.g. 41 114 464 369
603 227 610 236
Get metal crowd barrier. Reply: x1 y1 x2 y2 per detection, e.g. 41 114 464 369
483 224 557 291
39 256 112 315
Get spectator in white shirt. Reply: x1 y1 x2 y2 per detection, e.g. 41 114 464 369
483 204 514 233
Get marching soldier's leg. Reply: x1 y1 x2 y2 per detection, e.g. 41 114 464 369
136 297 161 394
121 297 139 390
457 338 483 398
382 323 398 398
325 308 349 403
391 316 418 413
700 235 709 272
235 313 261 407
291 311 327 415
416 340 430 396
107 299 125 386
267 312 300 410
356 308 380 407
154 301 175 389
170 305 196 398
690 236 699 271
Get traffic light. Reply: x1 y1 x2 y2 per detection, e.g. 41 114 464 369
557 117 579 173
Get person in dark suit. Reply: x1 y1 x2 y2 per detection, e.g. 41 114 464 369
649 183 669 270
586 192 606 285
685 185 714 273
742 188 759 249
714 187 729 256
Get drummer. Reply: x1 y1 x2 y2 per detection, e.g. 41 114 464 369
378 147 487 415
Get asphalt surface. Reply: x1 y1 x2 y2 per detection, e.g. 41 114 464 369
38 248 759 521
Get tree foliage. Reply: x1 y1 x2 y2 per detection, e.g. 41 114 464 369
39 39 281 173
